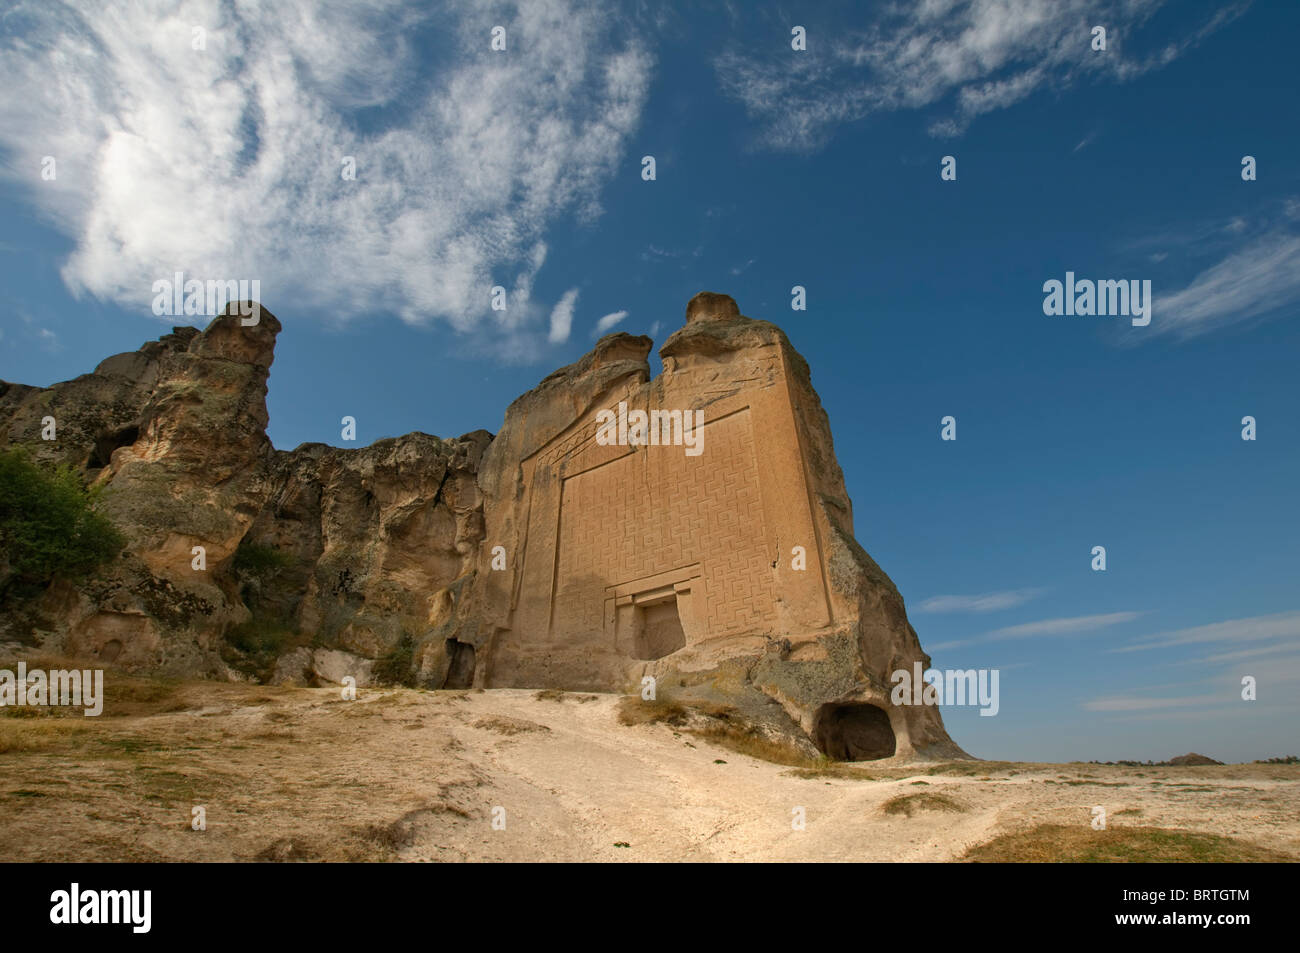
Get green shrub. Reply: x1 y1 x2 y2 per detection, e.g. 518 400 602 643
0 447 124 600
224 617 291 657
232 540 292 576
221 616 295 682
372 634 417 687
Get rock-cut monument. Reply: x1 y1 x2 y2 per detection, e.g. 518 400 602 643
0 291 966 761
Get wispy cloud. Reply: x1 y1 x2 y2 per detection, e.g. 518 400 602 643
592 309 628 336
928 610 1141 652
1112 610 1300 653
987 611 1142 641
1150 235 1300 337
1084 656 1300 715
915 588 1043 614
1114 198 1300 339
715 1 1247 151
1082 692 1224 712
548 288 580 344
0 0 653 359
1171 642 1300 666
639 243 703 264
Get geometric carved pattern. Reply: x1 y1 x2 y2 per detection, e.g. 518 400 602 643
552 407 775 643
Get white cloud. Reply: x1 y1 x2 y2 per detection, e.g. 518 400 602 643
1112 610 1300 653
1082 693 1225 712
715 0 1247 151
0 0 652 358
592 309 628 335
548 287 579 344
915 588 1042 614
1172 642 1300 666
986 611 1142 641
1149 235 1300 337
926 609 1140 653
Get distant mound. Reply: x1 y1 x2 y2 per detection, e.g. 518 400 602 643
1167 752 1223 766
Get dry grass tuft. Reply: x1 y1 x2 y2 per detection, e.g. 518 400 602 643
616 695 689 727
963 824 1294 862
881 791 966 817
787 758 878 780
472 715 550 736
533 689 599 703
616 695 815 767
0 717 90 754
691 722 812 767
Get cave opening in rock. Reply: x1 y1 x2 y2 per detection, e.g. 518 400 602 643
632 595 686 660
87 423 139 470
812 702 896 761
443 638 475 689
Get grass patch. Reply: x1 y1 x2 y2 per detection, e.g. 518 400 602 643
94 735 167 757
616 696 816 769
691 721 812 767
0 665 190 719
616 695 815 767
372 635 417 688
0 705 60 719
0 717 91 753
136 768 204 806
964 824 1294 862
787 758 877 780
923 761 1018 777
616 695 689 727
881 791 966 817
255 837 321 863
533 689 599 703
102 674 189 716
1061 779 1128 787
472 715 550 736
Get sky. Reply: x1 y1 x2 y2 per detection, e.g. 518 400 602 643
1 0 1297 762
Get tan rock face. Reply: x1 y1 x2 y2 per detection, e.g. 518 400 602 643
0 293 965 759
464 291 964 759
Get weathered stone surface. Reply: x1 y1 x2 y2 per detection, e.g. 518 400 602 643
271 647 375 688
0 304 488 684
464 291 964 759
0 293 966 760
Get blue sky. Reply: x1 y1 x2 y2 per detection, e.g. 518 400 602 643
1 0 1297 762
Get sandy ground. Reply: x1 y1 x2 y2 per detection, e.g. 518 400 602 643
1 684 1297 862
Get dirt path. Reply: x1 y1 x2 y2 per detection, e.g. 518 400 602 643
2 684 1296 862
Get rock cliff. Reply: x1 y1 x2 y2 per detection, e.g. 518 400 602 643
0 294 966 760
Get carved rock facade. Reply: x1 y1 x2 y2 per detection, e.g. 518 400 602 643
0 293 965 760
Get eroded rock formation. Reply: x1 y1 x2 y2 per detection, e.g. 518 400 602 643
0 293 966 760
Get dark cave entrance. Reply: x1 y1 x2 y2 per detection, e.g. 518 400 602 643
87 423 139 470
443 638 476 689
812 702 897 761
